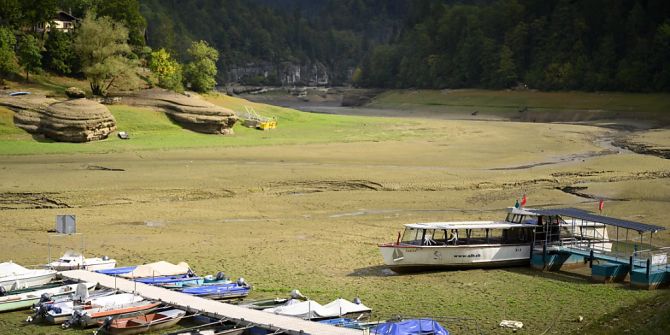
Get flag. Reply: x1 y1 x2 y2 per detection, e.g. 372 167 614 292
514 199 520 208
598 199 604 212
521 194 527 207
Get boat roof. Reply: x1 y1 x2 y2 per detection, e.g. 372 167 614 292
405 221 537 230
528 208 666 233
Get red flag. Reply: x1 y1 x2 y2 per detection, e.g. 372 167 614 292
521 194 527 207
598 199 604 212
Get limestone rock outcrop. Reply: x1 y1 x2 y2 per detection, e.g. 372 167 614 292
65 87 86 99
0 95 116 142
119 88 237 134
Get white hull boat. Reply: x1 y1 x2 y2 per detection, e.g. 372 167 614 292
0 261 57 292
46 251 116 271
379 207 611 271
0 282 96 312
43 293 145 325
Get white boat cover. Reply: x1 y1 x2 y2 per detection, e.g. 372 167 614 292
50 293 144 315
264 298 370 319
0 262 31 277
322 298 371 315
120 261 190 278
263 299 332 319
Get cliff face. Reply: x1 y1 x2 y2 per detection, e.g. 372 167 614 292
0 95 116 142
227 61 331 87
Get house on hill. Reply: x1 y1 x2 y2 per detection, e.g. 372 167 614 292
34 11 80 34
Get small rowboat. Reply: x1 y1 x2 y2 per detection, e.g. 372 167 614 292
0 282 96 312
69 300 162 328
97 309 186 335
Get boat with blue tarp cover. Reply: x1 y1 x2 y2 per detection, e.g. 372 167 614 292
371 318 449 335
180 279 251 300
96 266 137 276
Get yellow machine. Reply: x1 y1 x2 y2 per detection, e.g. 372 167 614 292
239 106 277 130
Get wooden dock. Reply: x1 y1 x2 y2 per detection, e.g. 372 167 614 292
60 270 364 335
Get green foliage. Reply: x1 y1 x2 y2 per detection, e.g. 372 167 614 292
0 27 18 82
93 0 146 47
0 0 23 29
16 35 42 82
74 13 141 96
357 0 670 92
43 30 75 75
149 48 183 91
183 40 219 92
19 0 58 29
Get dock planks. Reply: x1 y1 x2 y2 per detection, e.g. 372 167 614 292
60 270 363 335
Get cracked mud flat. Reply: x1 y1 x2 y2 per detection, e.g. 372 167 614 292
1 119 670 335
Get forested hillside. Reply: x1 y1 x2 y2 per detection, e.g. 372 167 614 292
2 0 668 91
142 0 670 91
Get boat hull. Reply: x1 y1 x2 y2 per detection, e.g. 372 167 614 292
0 272 57 292
48 260 117 271
379 243 532 271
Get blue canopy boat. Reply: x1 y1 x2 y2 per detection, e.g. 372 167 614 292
95 266 137 276
180 280 251 300
371 319 449 335
134 274 203 288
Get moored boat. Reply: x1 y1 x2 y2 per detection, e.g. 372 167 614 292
46 251 116 271
0 261 57 292
97 308 186 335
68 299 162 328
263 297 371 321
370 318 449 335
180 278 250 300
378 207 612 271
41 293 145 325
0 282 96 313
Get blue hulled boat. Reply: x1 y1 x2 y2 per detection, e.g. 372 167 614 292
180 280 251 300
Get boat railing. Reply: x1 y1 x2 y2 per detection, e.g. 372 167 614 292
633 247 670 272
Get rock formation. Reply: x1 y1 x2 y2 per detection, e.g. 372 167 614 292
118 88 237 135
0 95 116 142
65 87 86 99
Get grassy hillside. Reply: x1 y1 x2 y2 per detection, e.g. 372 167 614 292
370 89 670 120
0 92 422 155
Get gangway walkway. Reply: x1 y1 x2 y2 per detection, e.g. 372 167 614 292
60 270 363 335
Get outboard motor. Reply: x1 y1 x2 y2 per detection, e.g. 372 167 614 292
0 287 6 296
215 271 226 281
353 297 362 305
236 277 246 287
68 310 83 328
39 293 52 304
102 316 113 330
102 256 110 261
290 289 307 300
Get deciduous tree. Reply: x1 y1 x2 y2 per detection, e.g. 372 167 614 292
74 13 141 96
183 41 219 92
0 28 18 83
17 35 42 82
149 48 183 91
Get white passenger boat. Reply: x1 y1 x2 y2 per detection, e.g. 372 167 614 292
0 261 57 292
46 251 116 271
379 207 611 271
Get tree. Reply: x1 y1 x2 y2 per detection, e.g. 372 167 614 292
183 40 219 92
74 13 141 96
149 48 183 91
94 0 147 47
17 35 42 82
495 45 517 88
43 29 74 75
0 28 18 84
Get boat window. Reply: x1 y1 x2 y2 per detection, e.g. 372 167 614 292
401 227 422 245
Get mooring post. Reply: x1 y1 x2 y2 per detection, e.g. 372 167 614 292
646 258 651 277
542 243 547 270
589 249 594 268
